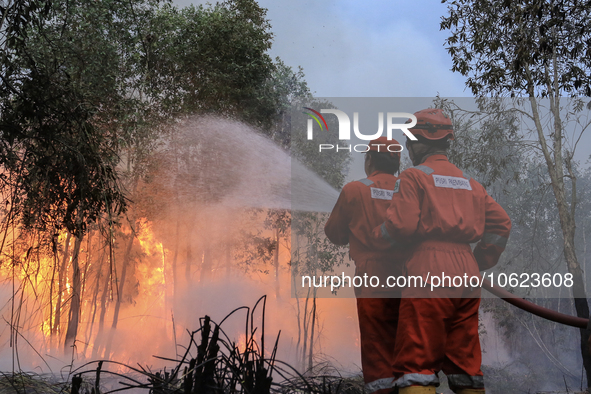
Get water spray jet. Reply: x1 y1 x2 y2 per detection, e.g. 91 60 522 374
169 116 339 213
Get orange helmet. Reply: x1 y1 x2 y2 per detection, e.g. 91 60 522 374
408 108 454 141
368 136 402 161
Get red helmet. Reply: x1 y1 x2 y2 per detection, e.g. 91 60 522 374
368 136 402 161
408 108 454 141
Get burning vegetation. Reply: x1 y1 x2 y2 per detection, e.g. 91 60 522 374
0 296 365 394
0 115 356 393
0 118 288 362
0 0 353 384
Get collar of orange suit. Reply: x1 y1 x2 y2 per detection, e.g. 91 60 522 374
420 153 449 165
369 170 393 177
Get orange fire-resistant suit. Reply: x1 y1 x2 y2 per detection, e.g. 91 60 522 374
379 154 511 392
325 170 408 394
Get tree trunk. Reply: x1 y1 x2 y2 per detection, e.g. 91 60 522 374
103 230 134 359
171 219 179 307
225 243 232 277
185 224 195 284
201 247 212 281
84 245 105 356
564 231 591 386
48 234 58 349
64 234 83 353
529 94 591 385
293 272 302 367
274 228 280 299
583 223 587 294
308 291 316 371
92 255 112 359
301 287 310 371
53 232 72 340
80 231 93 306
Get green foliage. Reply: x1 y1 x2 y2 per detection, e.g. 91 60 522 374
441 0 591 97
0 0 141 235
440 98 591 391
142 0 278 129
0 0 297 236
439 97 523 188
267 58 313 148
0 0 336 366
291 212 348 277
439 98 591 294
441 3 591 379
291 100 351 190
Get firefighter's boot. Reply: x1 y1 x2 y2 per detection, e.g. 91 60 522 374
455 389 485 394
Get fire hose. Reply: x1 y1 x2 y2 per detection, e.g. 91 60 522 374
481 278 590 329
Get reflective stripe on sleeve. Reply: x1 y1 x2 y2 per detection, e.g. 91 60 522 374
447 374 485 389
393 373 439 388
481 232 508 248
380 223 405 248
414 165 434 175
357 178 374 186
365 377 395 393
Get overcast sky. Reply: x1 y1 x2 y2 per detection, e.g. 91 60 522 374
171 0 591 173
172 0 469 97
170 0 477 181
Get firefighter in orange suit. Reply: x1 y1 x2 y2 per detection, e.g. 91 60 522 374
325 137 409 394
377 109 511 394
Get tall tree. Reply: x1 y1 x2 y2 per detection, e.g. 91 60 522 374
0 0 138 236
142 0 278 130
443 98 587 389
289 100 350 371
0 0 324 362
441 0 591 384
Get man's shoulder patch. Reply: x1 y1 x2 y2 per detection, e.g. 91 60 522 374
370 187 394 200
393 179 401 193
432 174 472 190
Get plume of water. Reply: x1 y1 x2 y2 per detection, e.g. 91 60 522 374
169 116 339 213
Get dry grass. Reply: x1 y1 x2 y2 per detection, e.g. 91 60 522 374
2 297 364 394
0 372 70 394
